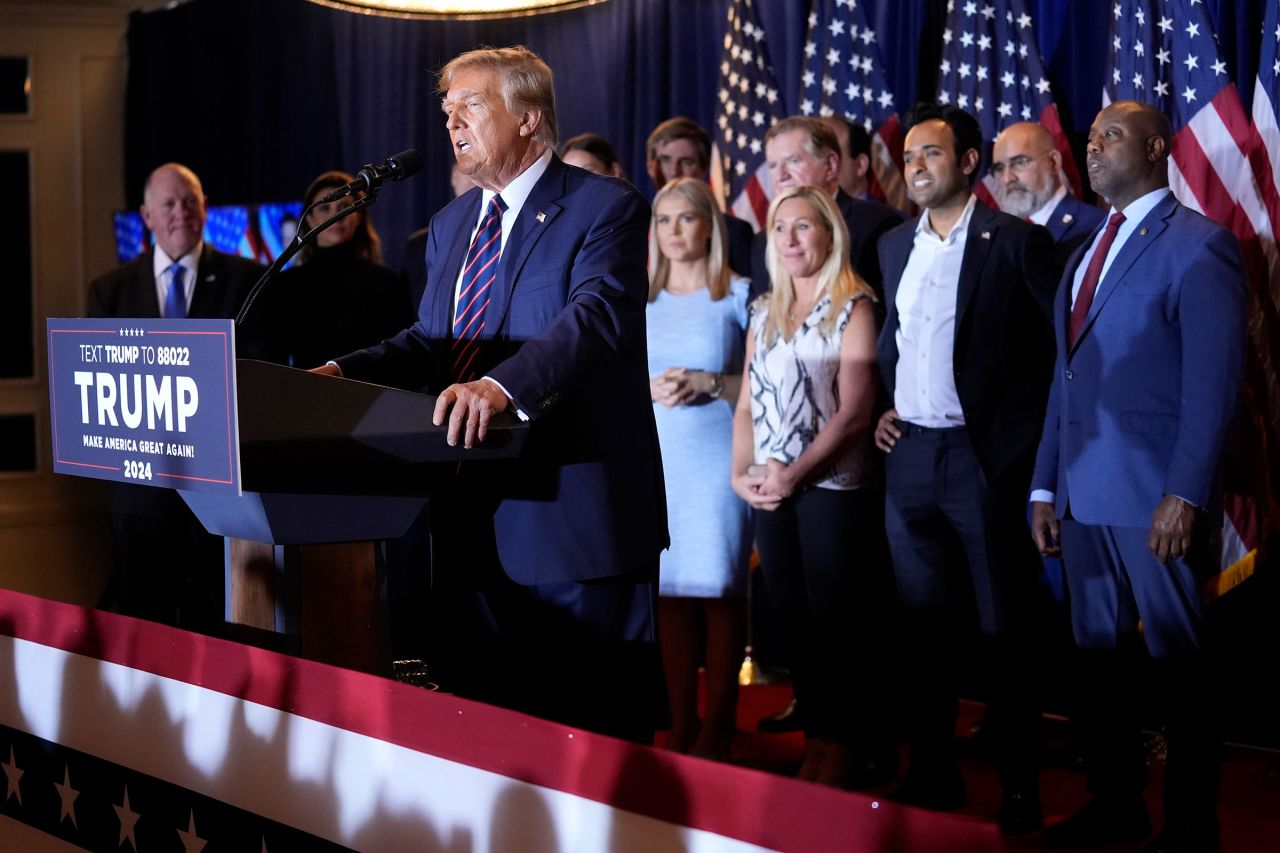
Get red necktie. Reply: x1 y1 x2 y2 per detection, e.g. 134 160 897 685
451 194 506 382
1068 211 1125 348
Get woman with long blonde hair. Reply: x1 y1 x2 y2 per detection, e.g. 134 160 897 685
647 177 752 759
731 185 889 787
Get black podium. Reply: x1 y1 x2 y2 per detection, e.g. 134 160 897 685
181 359 528 673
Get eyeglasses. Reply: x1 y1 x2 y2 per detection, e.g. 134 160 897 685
989 148 1054 178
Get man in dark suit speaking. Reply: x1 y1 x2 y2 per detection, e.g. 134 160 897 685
88 163 264 632
316 46 668 742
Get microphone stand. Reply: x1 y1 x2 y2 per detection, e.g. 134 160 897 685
235 187 381 327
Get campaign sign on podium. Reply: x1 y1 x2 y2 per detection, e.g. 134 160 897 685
47 318 240 494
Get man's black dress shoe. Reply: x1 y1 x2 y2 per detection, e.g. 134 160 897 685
889 767 966 811
757 697 803 733
1140 818 1220 853
998 788 1043 836
1040 796 1151 848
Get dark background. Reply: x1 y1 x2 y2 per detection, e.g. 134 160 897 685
122 0 1269 270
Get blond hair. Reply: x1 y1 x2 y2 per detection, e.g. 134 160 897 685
647 177 731 302
762 186 872 344
438 46 558 148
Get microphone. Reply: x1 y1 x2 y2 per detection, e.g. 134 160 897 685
318 149 423 202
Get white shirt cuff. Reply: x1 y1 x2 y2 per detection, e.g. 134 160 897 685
482 375 529 421
1029 489 1055 505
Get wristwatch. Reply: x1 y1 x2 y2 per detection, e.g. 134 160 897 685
708 372 724 399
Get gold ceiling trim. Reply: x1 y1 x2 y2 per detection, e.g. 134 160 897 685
306 0 609 21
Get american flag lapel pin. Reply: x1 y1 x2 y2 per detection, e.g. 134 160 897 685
536 211 546 223
1062 213 1074 224
981 231 991 240
1140 227 1148 236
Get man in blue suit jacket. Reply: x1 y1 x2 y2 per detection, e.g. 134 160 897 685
320 47 668 742
992 121 1105 261
1032 101 1247 853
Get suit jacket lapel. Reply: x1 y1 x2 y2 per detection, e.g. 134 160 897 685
1073 194 1175 349
879 220 915 329
487 156 566 335
135 250 162 317
188 244 220 317
431 191 481 335
955 203 996 333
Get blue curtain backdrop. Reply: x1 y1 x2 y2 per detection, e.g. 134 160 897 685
124 0 1267 269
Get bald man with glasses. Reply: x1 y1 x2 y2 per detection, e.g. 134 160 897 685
991 123 1103 259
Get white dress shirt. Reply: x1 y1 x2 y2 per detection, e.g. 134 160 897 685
1028 185 1068 226
152 243 202 315
892 194 978 427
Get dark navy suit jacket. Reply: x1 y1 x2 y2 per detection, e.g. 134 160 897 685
1043 192 1105 260
1031 193 1247 527
877 201 1060 484
337 155 669 585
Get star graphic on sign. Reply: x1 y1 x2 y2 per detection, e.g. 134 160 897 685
114 785 141 850
54 763 79 828
178 810 207 852
2 746 22 805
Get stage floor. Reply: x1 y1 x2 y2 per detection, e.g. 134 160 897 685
669 681 1280 852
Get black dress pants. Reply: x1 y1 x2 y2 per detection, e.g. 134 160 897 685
883 423 1042 790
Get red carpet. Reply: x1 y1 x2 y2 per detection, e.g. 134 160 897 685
664 681 1280 852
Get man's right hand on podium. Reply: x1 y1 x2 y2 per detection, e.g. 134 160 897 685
310 363 342 377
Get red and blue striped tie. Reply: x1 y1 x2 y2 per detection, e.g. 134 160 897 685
451 194 506 382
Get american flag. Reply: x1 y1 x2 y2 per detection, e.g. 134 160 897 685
710 0 786 231
205 205 257 261
799 0 909 211
1107 0 1274 587
935 0 1082 207
1247 1 1280 568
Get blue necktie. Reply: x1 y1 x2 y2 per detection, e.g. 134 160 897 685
164 263 187 319
451 194 507 382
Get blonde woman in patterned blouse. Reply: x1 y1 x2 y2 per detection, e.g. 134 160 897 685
731 185 894 788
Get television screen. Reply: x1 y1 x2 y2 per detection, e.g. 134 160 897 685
113 201 303 265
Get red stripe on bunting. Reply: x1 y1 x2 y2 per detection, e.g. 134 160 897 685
0 589 1000 853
